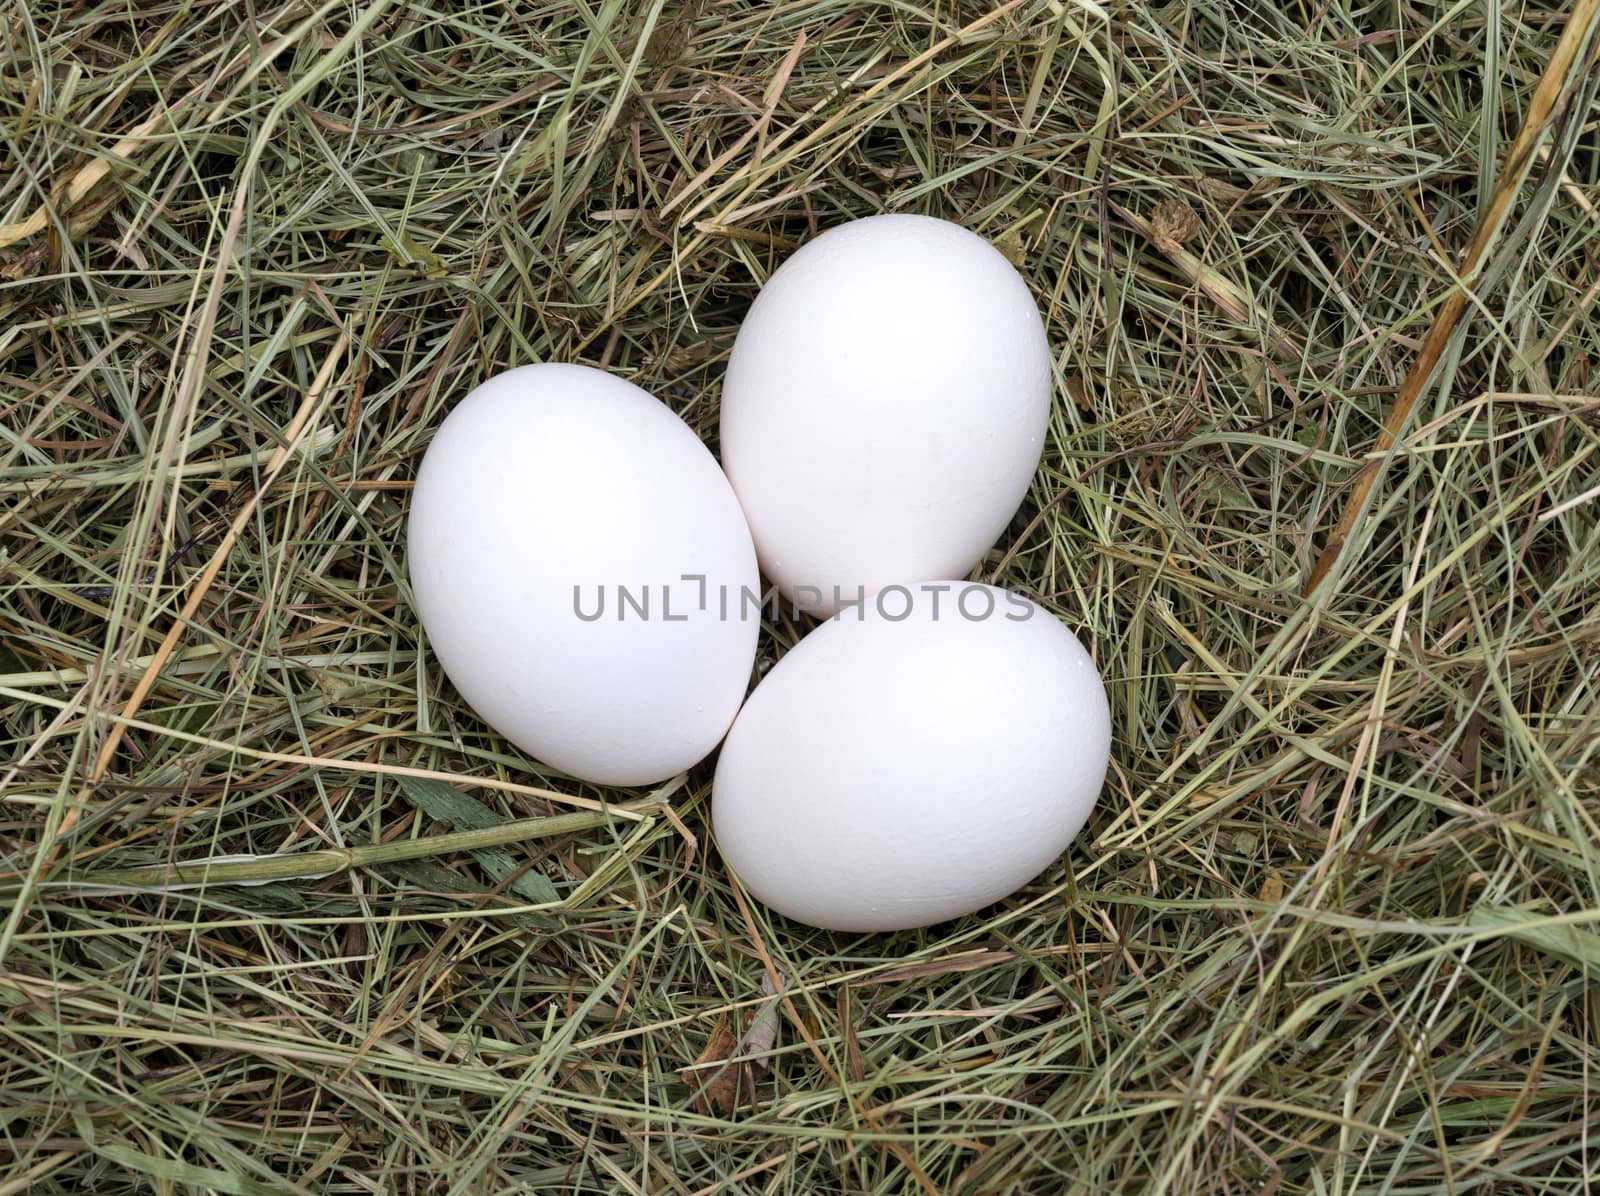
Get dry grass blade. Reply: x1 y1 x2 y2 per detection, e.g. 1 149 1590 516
1303 0 1600 595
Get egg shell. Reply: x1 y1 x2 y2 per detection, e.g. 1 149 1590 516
720 214 1052 616
408 364 759 786
711 584 1110 931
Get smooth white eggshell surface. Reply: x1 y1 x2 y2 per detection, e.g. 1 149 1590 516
408 364 759 786
720 214 1053 616
712 584 1110 931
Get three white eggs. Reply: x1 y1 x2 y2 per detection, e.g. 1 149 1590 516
407 214 1111 932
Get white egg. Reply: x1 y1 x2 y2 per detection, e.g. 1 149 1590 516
720 214 1052 616
408 364 759 786
712 584 1110 931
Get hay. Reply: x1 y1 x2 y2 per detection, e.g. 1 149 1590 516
3 2 1598 1191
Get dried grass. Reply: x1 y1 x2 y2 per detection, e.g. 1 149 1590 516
3 2 1599 1192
